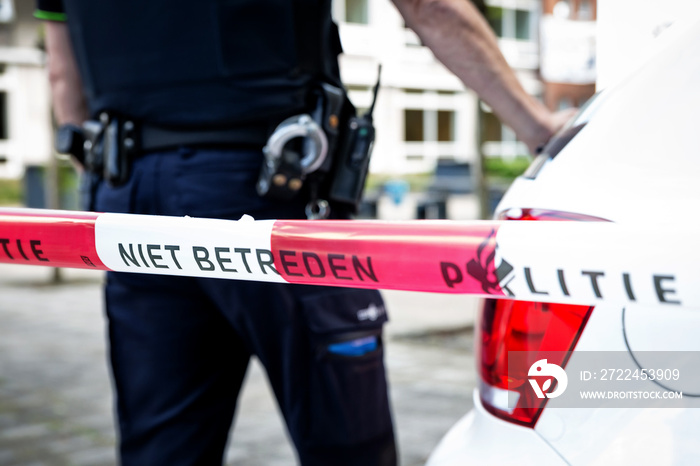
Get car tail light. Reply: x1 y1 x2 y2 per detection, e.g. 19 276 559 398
477 208 606 427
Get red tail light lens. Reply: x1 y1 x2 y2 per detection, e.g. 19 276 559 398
479 299 593 427
477 208 604 427
499 208 609 222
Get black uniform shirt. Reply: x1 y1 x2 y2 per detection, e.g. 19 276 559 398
35 0 340 128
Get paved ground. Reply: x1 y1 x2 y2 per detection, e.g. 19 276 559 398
0 264 479 466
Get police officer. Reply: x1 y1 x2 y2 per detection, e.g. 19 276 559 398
37 1 575 465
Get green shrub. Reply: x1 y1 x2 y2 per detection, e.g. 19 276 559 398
483 156 531 181
0 178 22 205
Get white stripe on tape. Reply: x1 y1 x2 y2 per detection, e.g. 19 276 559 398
95 213 285 283
495 221 699 309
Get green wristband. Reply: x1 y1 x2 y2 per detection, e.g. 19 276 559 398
34 9 67 22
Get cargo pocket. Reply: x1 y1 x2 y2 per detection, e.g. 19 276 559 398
298 287 393 446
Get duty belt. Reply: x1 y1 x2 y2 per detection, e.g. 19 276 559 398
56 114 271 186
139 122 269 151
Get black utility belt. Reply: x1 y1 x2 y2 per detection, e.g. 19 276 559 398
55 114 271 186
56 73 381 219
139 122 269 151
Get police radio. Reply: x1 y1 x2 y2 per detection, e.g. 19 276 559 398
327 71 380 208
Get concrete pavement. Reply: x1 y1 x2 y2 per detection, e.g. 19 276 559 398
0 264 478 466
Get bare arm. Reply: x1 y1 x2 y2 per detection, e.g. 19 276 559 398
44 20 88 126
392 0 575 153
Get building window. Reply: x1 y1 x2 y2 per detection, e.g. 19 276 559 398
404 110 424 142
404 108 456 143
480 105 528 157
578 0 593 20
480 110 502 143
486 6 504 37
0 92 8 140
347 85 370 93
404 89 457 144
515 9 530 40
486 6 533 40
437 111 454 142
345 0 368 24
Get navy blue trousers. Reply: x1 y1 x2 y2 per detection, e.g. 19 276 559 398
93 147 397 465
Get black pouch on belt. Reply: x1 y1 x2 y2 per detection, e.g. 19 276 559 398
101 117 137 187
56 114 137 188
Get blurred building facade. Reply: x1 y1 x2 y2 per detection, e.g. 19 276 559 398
539 0 597 110
0 0 598 184
334 0 548 171
0 0 52 181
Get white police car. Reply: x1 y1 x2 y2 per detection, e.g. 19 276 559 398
427 14 700 466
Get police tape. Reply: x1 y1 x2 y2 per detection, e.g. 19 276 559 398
0 207 697 309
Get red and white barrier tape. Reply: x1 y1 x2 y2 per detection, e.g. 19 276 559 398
0 207 697 309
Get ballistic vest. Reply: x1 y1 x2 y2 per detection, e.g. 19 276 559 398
61 0 343 128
